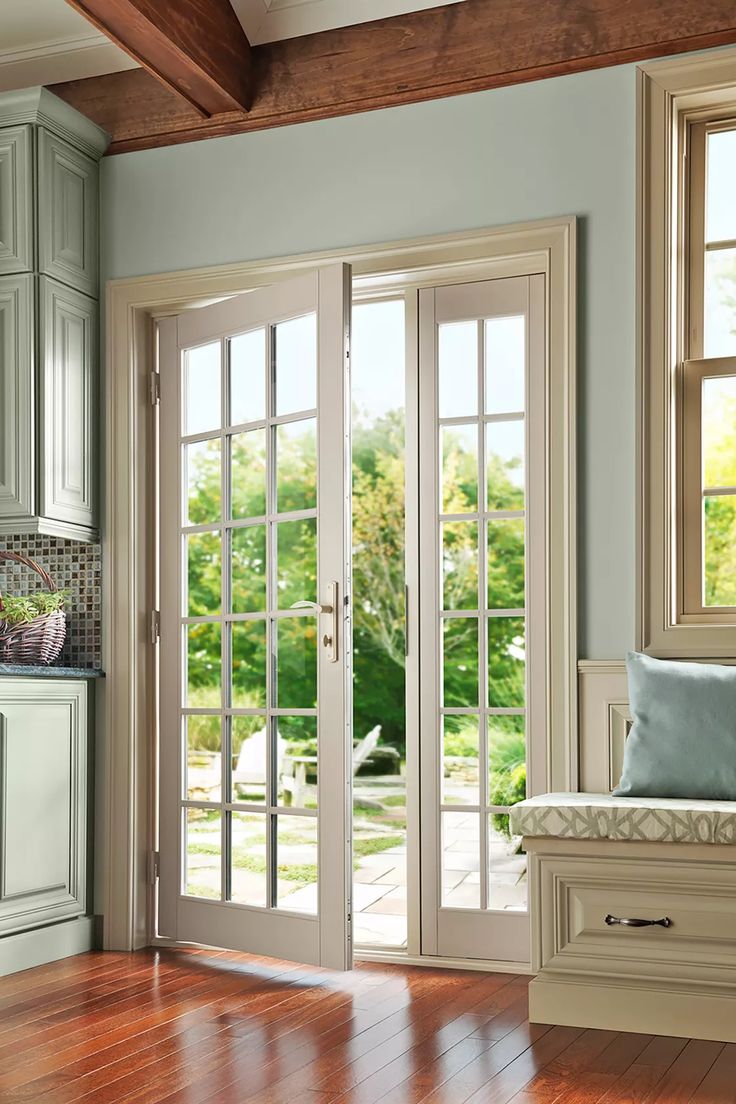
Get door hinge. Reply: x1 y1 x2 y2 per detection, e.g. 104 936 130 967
148 850 161 885
150 609 161 644
149 371 161 406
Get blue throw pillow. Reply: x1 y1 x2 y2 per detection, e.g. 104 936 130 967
613 651 736 800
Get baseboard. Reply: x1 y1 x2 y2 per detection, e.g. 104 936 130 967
529 974 736 1043
0 917 96 977
355 947 533 974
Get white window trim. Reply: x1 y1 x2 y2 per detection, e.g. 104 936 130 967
102 218 576 955
638 47 736 656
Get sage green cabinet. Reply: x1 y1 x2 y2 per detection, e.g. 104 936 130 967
0 679 89 937
39 279 98 533
0 88 107 543
0 126 32 275
38 128 99 297
0 275 33 522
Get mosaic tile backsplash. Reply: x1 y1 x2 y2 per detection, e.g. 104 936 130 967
0 536 102 669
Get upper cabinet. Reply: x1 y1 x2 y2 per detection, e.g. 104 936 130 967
38 129 99 297
0 127 32 276
0 89 108 543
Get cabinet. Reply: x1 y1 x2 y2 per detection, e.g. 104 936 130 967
0 89 107 542
0 679 89 938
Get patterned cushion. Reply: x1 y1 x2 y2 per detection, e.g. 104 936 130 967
509 792 736 845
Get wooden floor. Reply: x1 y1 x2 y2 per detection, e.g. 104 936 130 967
0 950 734 1103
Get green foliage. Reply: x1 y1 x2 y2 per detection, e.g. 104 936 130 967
0 589 67 627
185 401 527 762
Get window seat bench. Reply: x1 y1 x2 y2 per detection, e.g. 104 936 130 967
510 792 736 1043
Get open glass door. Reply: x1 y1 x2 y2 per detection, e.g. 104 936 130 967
419 274 547 964
158 265 353 970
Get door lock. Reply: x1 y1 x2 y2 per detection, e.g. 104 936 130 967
291 581 338 662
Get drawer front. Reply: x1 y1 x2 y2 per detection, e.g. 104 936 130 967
538 853 736 986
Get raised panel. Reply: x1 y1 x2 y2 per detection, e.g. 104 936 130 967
39 277 98 532
0 679 87 935
0 126 32 275
37 129 98 296
0 274 34 521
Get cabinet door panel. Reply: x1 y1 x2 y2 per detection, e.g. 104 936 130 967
0 274 34 521
0 126 32 275
39 277 98 532
0 680 88 935
37 129 98 296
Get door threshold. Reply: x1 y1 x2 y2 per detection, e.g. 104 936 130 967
355 945 533 974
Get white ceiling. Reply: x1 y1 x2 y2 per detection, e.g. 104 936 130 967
0 0 466 93
0 0 135 93
232 0 466 45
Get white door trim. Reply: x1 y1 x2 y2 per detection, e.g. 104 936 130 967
102 217 576 952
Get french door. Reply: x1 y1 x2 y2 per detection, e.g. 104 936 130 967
419 275 547 963
158 265 353 970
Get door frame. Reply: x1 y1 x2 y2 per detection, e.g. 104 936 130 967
101 218 577 963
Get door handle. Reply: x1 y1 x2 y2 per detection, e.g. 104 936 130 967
291 582 338 663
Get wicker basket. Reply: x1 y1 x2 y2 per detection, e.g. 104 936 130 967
0 551 66 665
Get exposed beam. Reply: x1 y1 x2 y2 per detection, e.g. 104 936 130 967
63 0 253 116
53 0 736 154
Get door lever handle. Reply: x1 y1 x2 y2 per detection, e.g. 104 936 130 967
290 600 333 614
290 583 338 663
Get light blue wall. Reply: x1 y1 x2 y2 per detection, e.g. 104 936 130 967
101 64 637 659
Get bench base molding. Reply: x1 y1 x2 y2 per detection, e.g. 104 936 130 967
529 974 736 1043
0 917 95 977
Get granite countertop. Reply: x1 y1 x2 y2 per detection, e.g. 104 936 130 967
0 665 104 679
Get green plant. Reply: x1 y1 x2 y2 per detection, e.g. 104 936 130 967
0 590 68 627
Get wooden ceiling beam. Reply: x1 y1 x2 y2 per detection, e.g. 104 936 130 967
63 0 253 116
52 0 736 154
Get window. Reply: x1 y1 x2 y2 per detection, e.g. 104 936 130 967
639 50 736 655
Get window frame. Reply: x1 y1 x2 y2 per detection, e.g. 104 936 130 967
639 48 736 656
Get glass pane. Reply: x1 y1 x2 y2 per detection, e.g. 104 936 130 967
276 419 317 513
441 811 480 908
187 623 221 708
231 620 267 708
231 525 266 613
230 329 266 426
275 314 317 416
705 249 736 358
485 316 525 415
186 439 221 525
703 376 736 488
231 430 266 520
488 715 526 809
276 617 317 709
488 518 525 610
185 807 221 899
488 617 525 708
277 717 318 808
442 716 479 806
441 425 478 513
231 716 268 804
187 531 221 617
185 342 221 436
704 496 736 606
487 421 524 510
438 322 478 418
488 822 527 912
277 518 316 609
706 129 736 244
442 617 478 708
442 521 478 611
230 812 268 908
185 715 221 802
276 814 318 913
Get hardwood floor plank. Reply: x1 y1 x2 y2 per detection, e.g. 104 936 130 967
0 950 731 1104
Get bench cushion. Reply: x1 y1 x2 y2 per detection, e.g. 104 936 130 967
509 792 736 845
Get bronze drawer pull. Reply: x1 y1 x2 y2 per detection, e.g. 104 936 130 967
604 914 672 928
